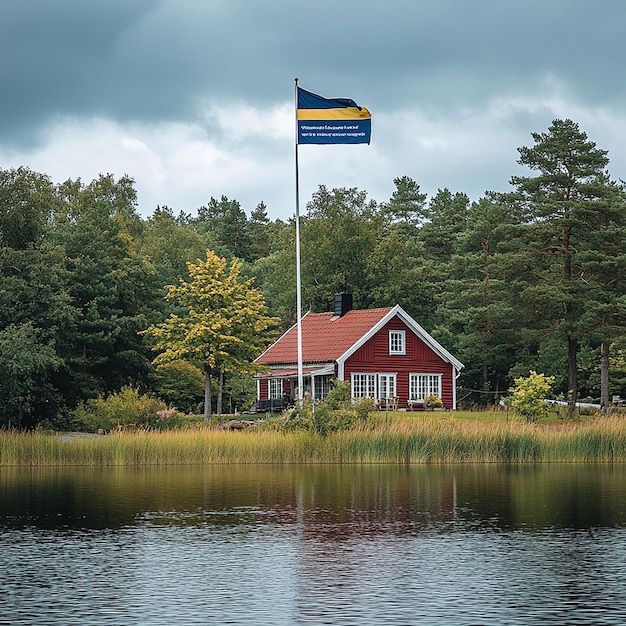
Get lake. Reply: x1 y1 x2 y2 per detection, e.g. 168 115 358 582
2 464 626 625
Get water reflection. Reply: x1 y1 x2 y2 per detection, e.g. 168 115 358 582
2 464 626 625
2 464 626 533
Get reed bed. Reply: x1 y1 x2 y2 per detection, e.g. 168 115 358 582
2 413 626 466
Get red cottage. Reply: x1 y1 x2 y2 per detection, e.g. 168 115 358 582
254 295 464 410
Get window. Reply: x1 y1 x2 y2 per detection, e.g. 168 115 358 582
351 373 396 400
410 374 442 400
314 376 332 401
389 330 406 355
378 373 397 400
352 373 376 399
269 378 283 399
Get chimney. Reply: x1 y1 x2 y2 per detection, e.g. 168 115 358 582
334 292 353 317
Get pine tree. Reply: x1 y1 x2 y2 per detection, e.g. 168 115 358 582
503 119 626 411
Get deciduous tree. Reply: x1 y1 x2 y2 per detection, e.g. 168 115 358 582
302 185 381 310
142 250 278 420
53 174 157 401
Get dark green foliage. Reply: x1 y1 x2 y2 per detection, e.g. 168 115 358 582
218 372 257 415
0 167 57 249
0 117 624 429
436 196 522 397
153 360 205 413
418 188 470 264
248 223 298 326
382 175 427 231
363 231 437 328
140 205 214 288
301 185 382 310
0 323 63 428
501 119 626 407
193 195 254 261
53 175 159 401
248 201 272 260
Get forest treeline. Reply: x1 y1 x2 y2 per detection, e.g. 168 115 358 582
1 118 625 428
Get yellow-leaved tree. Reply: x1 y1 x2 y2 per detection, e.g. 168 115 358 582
142 250 278 420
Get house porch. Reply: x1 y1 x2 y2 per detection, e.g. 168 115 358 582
255 364 336 407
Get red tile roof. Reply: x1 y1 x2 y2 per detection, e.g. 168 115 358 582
257 307 393 364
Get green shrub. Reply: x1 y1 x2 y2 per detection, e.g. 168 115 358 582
283 382 375 436
354 397 377 419
509 371 555 422
325 380 352 408
309 405 355 436
70 386 182 432
425 395 444 410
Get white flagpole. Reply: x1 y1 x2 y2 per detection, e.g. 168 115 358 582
294 78 304 401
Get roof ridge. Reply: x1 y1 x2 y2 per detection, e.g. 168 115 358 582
311 306 393 315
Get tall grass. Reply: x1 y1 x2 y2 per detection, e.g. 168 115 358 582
2 413 626 466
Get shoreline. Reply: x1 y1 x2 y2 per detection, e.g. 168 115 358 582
1 413 626 465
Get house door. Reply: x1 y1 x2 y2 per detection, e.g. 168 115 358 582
378 374 396 400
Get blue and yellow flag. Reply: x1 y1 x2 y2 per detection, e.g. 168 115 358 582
297 87 371 145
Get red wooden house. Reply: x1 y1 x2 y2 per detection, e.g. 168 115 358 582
255 295 464 410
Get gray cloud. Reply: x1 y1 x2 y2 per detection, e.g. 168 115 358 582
1 0 626 218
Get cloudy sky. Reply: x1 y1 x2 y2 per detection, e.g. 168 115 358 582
2 0 626 220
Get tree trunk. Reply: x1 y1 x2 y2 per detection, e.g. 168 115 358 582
217 371 224 416
204 366 212 422
600 341 610 409
567 335 578 417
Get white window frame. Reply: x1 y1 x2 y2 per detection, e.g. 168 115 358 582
314 376 332 401
378 373 397 400
351 373 397 401
389 330 406 355
268 378 283 399
409 373 442 400
351 373 376 399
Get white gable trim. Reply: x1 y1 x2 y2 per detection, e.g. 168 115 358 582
337 305 464 380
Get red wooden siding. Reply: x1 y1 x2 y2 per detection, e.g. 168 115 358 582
343 319 456 408
259 378 293 401
259 379 268 401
